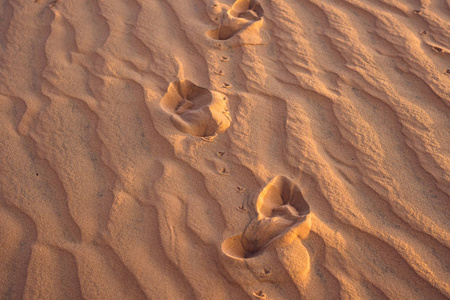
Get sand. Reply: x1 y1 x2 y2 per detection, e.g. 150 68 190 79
0 0 449 299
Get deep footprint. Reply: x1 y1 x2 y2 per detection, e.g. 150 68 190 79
241 175 311 256
160 80 231 137
207 0 268 44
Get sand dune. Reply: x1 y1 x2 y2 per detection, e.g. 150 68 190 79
0 0 449 299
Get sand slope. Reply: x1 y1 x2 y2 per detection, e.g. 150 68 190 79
0 0 449 299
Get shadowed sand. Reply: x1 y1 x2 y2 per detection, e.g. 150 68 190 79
0 0 449 299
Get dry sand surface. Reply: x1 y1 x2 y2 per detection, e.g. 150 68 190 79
0 0 449 299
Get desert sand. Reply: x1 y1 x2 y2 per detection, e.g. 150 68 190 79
0 0 449 299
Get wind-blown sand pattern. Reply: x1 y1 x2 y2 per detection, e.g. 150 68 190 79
0 0 449 299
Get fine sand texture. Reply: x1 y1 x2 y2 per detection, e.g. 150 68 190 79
1 0 449 299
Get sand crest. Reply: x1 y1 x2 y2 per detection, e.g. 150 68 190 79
0 0 449 299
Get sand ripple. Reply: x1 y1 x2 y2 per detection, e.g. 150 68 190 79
0 0 449 299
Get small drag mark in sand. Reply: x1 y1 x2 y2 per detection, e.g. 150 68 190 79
48 0 57 7
412 9 421 14
201 134 218 142
237 204 246 212
432 46 444 53
444 69 450 74
223 109 231 121
222 83 232 89
219 167 229 174
215 70 224 75
261 268 271 276
419 30 428 35
253 290 267 299
216 151 225 157
220 56 229 62
236 186 245 192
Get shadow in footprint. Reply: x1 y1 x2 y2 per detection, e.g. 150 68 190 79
207 0 269 45
160 80 231 137
222 176 311 259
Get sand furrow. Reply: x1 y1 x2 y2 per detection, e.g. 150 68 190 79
105 191 197 298
0 0 13 49
72 244 147 299
61 0 110 53
257 0 449 297
0 99 83 246
1 0 449 298
0 200 37 299
297 0 449 223
23 245 84 299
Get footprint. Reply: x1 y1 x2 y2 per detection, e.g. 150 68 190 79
222 176 311 258
241 176 311 255
160 80 231 137
207 0 269 45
